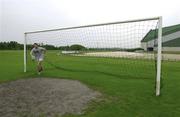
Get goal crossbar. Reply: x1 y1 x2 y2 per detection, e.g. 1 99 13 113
25 17 160 34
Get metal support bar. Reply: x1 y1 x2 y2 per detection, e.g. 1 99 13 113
156 16 162 96
24 33 27 72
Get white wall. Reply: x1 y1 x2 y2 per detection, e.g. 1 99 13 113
141 42 148 51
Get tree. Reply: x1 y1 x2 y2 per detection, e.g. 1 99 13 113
69 44 86 50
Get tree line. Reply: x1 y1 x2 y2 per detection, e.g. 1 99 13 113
0 41 142 52
0 41 24 50
0 41 86 50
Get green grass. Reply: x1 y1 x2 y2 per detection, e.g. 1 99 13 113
0 50 180 117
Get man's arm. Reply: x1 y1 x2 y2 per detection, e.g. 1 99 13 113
30 49 35 60
40 47 46 54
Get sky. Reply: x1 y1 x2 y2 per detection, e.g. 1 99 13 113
0 0 180 44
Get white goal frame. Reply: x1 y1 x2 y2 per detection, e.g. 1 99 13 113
24 16 162 96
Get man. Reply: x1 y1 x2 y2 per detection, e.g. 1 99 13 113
30 43 46 75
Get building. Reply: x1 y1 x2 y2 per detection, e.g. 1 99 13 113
141 24 180 52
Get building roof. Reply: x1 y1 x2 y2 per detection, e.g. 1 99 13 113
141 24 180 42
163 37 180 47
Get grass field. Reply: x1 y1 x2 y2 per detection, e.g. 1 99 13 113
0 50 180 117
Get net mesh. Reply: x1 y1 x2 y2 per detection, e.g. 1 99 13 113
26 19 159 80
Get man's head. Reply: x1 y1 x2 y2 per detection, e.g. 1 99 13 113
33 43 39 48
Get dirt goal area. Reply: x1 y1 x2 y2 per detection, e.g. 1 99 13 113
0 78 100 117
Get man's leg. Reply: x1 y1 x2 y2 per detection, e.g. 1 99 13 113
37 61 43 74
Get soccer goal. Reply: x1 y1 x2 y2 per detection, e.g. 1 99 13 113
24 17 162 96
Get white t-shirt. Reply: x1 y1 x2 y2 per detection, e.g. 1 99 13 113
30 47 46 58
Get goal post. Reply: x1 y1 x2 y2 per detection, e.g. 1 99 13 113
24 33 27 73
156 16 162 96
24 16 162 96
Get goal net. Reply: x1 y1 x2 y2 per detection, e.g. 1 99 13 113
24 17 162 96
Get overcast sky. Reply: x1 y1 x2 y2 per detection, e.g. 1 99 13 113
0 0 180 43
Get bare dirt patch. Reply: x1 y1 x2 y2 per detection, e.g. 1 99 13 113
76 51 180 61
0 78 100 117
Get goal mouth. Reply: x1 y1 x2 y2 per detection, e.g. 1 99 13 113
24 17 162 96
